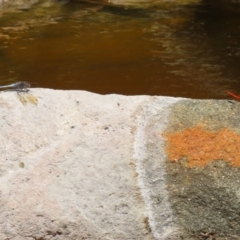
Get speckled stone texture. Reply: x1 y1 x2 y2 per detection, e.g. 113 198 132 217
0 89 240 240
0 89 182 240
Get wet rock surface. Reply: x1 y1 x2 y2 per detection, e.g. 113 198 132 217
165 100 240 239
0 89 240 239
167 160 240 240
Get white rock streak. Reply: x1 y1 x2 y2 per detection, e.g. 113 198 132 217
133 97 182 240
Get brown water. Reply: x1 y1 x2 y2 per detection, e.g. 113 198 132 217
0 0 239 98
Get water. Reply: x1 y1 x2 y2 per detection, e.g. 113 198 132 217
0 0 239 98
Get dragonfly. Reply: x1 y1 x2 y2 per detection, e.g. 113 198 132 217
0 81 30 92
0 81 38 105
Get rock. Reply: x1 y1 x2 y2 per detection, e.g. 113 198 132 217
16 3 31 11
0 89 240 239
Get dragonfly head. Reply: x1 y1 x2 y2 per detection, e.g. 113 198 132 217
16 81 31 89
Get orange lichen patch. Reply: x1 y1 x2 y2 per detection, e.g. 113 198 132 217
165 127 240 167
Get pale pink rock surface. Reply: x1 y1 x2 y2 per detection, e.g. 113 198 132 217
0 89 181 240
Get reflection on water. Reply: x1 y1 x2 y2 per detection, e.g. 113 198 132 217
0 0 239 98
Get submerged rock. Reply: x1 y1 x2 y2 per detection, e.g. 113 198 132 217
0 89 240 239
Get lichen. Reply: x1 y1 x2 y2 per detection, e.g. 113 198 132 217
164 126 240 167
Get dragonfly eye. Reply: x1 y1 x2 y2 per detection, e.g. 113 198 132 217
22 81 31 89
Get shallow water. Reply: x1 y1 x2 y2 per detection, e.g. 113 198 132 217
0 0 239 98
